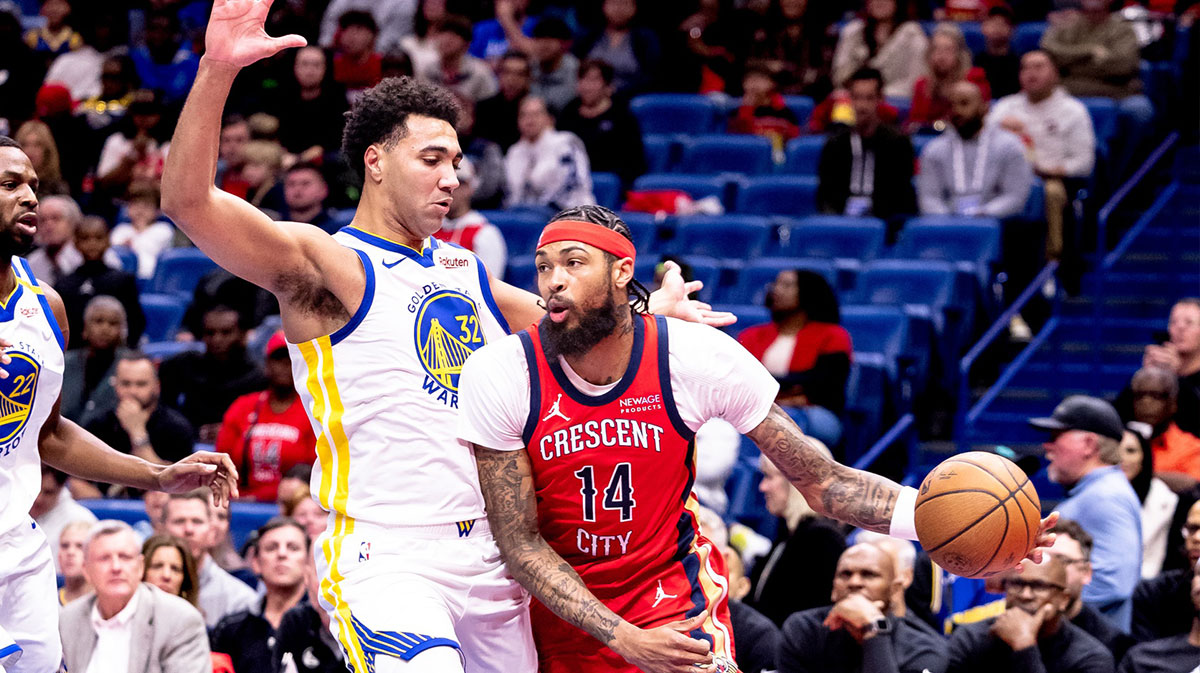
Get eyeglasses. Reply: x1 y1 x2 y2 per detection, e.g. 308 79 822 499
1055 555 1090 568
1002 578 1065 595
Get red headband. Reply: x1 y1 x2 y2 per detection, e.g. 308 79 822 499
536 220 636 262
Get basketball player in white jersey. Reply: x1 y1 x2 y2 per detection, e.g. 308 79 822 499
160 3 728 671
0 136 240 673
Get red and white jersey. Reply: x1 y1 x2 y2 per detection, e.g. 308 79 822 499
459 314 778 665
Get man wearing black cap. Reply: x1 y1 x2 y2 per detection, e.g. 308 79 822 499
1030 395 1143 633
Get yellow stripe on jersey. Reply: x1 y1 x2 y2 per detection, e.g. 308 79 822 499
298 341 334 510
683 496 734 659
299 337 368 672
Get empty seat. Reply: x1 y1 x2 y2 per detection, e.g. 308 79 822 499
850 259 958 313
1080 97 1118 143
591 172 622 210
783 96 816 128
841 305 912 377
149 248 220 299
1013 22 1046 54
734 176 819 217
842 357 891 461
672 255 724 303
111 246 138 275
678 135 775 175
614 211 663 254
505 254 537 293
892 216 1001 289
784 136 826 176
631 174 733 209
479 210 548 256
721 257 837 304
773 215 886 261
630 94 720 135
139 293 186 342
642 134 677 173
669 215 772 259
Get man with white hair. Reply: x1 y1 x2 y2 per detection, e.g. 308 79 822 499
432 157 507 275
58 520 210 673
26 195 120 284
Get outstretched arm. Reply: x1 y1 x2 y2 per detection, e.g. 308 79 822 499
473 444 713 673
161 0 352 301
747 404 904 534
36 287 239 505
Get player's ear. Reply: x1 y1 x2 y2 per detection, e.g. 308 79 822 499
363 145 384 184
611 256 634 290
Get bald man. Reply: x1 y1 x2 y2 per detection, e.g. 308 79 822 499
1130 366 1200 486
948 555 1115 673
778 543 949 673
917 80 1033 219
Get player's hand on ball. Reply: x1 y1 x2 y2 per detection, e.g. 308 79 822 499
205 0 307 68
990 603 1054 651
1020 511 1060 569
649 261 736 328
157 452 240 507
611 610 716 673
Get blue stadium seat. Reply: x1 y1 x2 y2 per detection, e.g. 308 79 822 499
674 255 724 303
771 215 886 262
843 357 891 461
892 217 1001 290
140 293 186 342
632 174 734 209
591 172 622 210
784 136 825 176
1013 22 1046 54
959 22 985 55
711 304 771 338
148 248 220 299
642 134 678 173
505 254 537 293
734 176 819 217
720 257 837 304
840 305 912 380
479 209 548 257
678 135 775 175
630 94 720 135
615 211 663 254
111 246 138 275
141 340 203 363
669 215 772 259
783 96 816 128
80 499 275 551
1080 97 1118 143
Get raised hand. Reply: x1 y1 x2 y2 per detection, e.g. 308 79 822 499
157 451 240 507
649 261 737 328
205 0 307 68
1019 511 1060 568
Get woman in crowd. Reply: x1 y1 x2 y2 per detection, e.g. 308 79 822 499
1121 426 1182 579
907 23 991 132
737 269 852 448
831 0 927 99
281 486 327 544
142 534 200 608
739 0 837 98
57 520 94 606
14 120 68 195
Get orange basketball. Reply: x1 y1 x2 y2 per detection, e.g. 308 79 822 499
914 451 1041 579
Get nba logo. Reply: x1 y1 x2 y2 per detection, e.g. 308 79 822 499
358 541 371 562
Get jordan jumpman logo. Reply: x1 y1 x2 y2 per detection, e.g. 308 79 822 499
652 581 678 608
543 393 570 422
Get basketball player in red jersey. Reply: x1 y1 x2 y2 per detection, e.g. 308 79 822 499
458 205 1060 673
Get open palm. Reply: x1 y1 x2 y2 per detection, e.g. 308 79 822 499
206 0 307 68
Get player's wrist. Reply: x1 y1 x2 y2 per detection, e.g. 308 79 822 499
607 620 640 658
889 486 919 541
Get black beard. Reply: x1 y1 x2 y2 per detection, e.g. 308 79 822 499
0 228 35 259
540 292 622 360
955 117 984 139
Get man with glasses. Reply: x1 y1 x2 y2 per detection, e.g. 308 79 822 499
1132 499 1200 643
1048 519 1135 663
1030 395 1143 631
947 554 1115 672
1119 559 1200 673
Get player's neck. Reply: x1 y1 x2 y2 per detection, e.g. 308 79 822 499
564 312 636 387
354 190 425 251
0 263 16 303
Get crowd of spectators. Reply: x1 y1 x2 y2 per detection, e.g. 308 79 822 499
4 0 1196 671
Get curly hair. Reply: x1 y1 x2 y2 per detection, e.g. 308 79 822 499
549 205 650 314
341 77 460 180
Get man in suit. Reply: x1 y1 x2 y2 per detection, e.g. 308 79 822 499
59 520 210 673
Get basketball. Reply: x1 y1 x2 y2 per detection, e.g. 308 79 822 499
914 452 1041 579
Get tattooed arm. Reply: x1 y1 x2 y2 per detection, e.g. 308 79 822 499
472 444 714 673
746 404 903 534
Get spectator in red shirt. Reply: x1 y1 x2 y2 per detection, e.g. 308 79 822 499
216 332 316 503
332 10 382 98
908 23 991 133
737 269 852 448
728 66 801 154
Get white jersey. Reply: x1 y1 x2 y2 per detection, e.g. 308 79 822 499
0 258 65 538
289 229 509 529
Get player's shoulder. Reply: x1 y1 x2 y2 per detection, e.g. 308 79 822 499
660 316 742 352
462 332 527 377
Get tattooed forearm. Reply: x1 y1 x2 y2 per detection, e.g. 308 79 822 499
472 445 624 645
746 404 901 533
